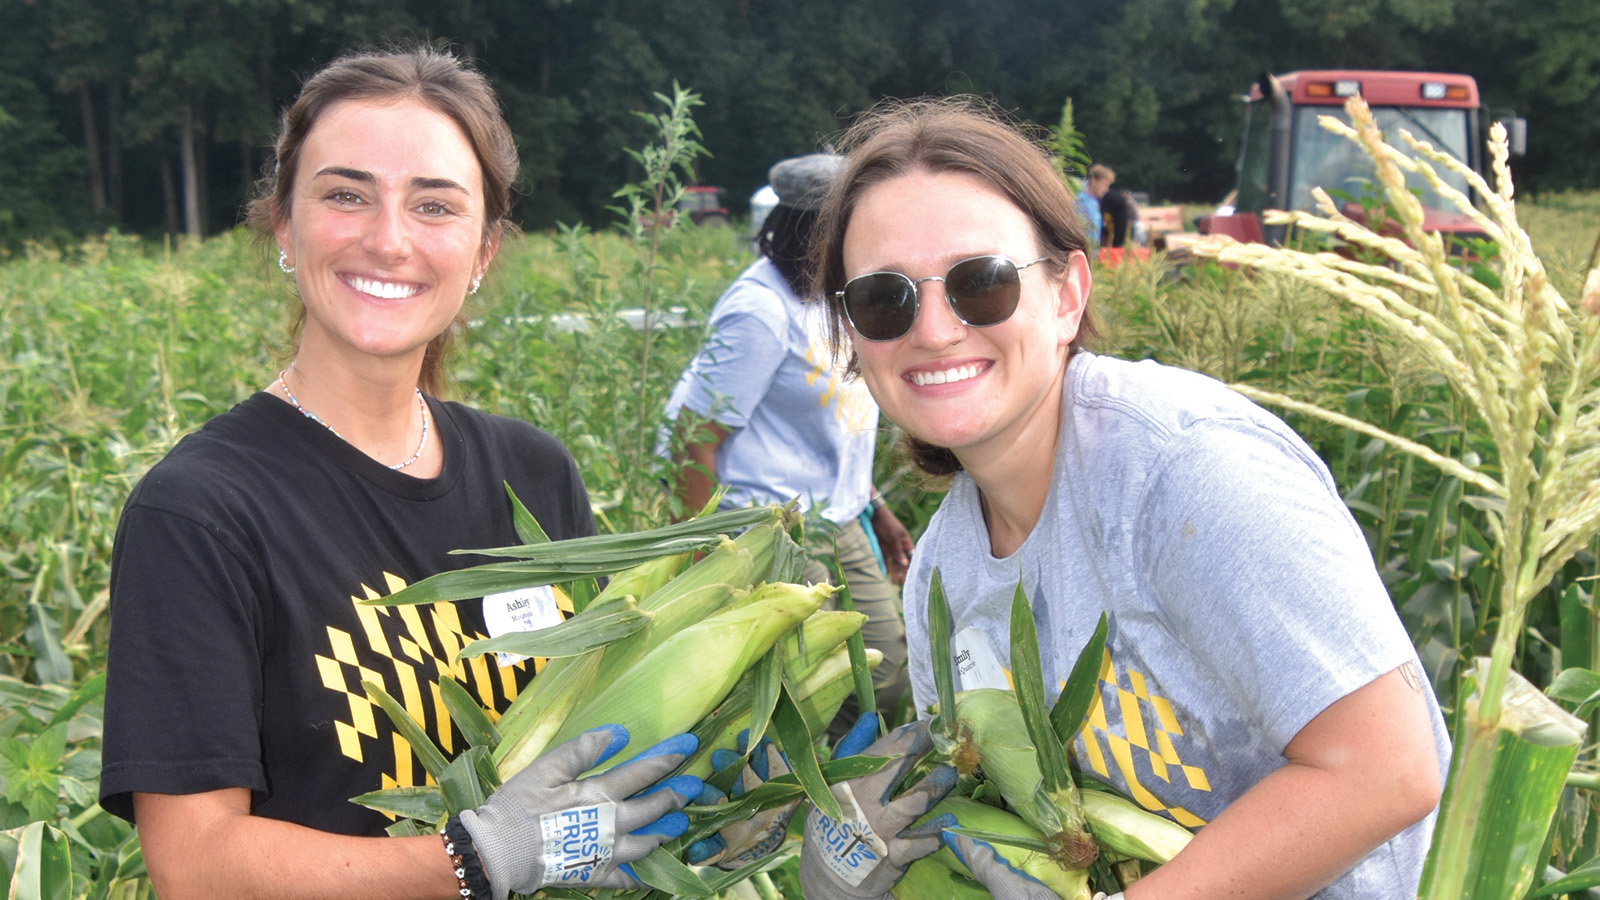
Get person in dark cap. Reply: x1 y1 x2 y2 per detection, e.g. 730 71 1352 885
662 153 913 737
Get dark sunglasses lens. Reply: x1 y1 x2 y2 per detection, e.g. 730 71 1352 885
844 275 916 341
945 256 1022 326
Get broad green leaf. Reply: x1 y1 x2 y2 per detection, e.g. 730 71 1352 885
354 785 447 822
456 597 649 660
928 569 957 741
27 723 67 772
1008 582 1071 796
437 676 501 751
630 846 713 895
770 689 842 821
362 681 447 779
9 820 72 900
1051 613 1109 747
1546 667 1600 718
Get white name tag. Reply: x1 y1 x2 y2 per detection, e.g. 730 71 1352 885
540 802 617 884
952 626 1010 691
482 586 562 667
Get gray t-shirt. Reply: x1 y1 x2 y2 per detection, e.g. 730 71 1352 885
904 352 1449 899
662 257 879 523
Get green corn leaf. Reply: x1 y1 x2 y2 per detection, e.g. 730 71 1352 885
438 676 501 751
827 551 881 739
928 568 957 741
370 506 787 607
747 645 782 752
630 846 713 895
943 826 1056 856
354 785 447 822
1534 856 1600 896
460 506 782 560
386 818 430 837
1546 666 1600 718
362 680 448 779
505 483 552 545
1051 612 1109 747
45 672 106 731
1008 581 1072 796
438 746 493 815
681 757 888 836
456 597 650 660
8 820 72 900
771 688 843 821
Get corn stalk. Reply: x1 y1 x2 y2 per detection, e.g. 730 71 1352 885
1195 96 1600 899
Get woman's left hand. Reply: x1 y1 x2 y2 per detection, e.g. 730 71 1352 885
870 504 914 585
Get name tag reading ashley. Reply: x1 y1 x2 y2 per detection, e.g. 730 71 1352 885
482 585 563 667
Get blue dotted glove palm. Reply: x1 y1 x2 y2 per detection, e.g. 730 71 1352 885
458 725 701 900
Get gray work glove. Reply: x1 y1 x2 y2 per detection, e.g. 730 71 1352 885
688 715 881 868
943 829 1063 900
798 719 956 900
458 725 701 900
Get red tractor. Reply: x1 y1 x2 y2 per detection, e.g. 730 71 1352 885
1194 70 1525 248
675 185 730 227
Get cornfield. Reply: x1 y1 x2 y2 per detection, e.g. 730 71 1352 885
5 89 1600 897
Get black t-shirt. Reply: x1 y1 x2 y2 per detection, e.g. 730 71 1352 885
99 393 596 834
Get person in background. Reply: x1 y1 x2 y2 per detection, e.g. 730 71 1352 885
663 152 913 736
800 96 1447 900
1098 185 1141 248
99 47 699 900
1076 163 1116 249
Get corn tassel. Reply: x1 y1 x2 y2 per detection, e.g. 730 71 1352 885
549 581 832 770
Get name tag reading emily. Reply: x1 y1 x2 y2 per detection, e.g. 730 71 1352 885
540 802 617 884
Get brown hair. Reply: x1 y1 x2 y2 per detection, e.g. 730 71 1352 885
245 45 518 396
811 96 1099 476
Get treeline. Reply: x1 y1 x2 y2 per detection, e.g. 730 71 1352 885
4 0 1596 247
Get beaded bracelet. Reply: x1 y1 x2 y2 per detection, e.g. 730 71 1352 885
441 816 492 899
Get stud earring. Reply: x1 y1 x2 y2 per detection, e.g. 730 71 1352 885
278 250 295 275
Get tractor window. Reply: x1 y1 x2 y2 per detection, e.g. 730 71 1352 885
1288 106 1471 214
1233 101 1272 213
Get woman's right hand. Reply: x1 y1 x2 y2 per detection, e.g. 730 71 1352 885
798 719 955 900
459 725 701 900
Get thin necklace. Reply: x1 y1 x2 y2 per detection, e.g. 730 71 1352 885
276 369 429 470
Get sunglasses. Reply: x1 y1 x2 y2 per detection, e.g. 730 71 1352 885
836 254 1048 342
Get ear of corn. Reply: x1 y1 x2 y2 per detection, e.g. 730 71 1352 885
548 581 832 770
898 795 1093 900
676 640 880 781
782 610 868 680
1079 788 1192 865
